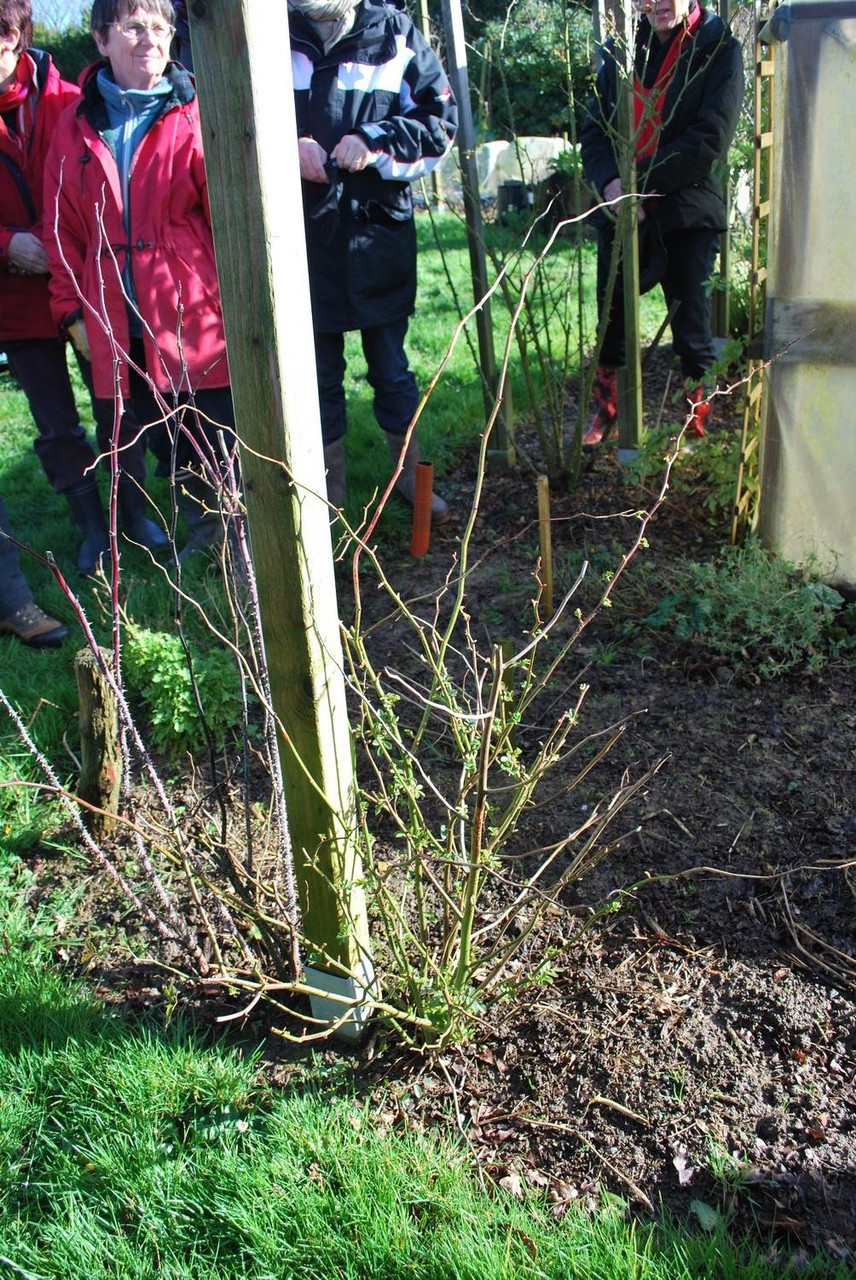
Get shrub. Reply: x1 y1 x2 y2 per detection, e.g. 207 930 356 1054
469 0 594 139
641 540 850 679
123 624 242 756
33 20 96 83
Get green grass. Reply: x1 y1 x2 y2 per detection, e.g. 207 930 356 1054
0 846 847 1280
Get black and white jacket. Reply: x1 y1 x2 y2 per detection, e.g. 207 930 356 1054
289 0 457 332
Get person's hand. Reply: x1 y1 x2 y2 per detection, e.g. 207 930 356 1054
8 231 49 275
603 177 624 208
330 133 373 173
602 179 647 222
299 137 330 183
67 318 91 362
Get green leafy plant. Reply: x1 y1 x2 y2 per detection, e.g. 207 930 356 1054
469 0 594 139
627 415 745 530
123 623 242 756
548 144 584 183
640 540 848 678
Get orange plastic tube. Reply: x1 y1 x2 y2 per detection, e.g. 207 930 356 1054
410 460 434 557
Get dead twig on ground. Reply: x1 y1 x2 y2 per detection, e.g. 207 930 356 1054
781 880 856 991
521 1114 655 1211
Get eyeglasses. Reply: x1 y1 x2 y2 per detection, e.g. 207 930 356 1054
111 19 176 42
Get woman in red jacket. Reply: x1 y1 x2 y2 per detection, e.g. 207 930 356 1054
44 0 237 562
0 0 165 573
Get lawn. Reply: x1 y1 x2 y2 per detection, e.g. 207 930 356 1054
1 847 847 1279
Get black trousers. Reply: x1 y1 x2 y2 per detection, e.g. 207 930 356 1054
3 337 144 490
596 224 720 380
90 337 237 478
314 318 418 446
0 495 31 617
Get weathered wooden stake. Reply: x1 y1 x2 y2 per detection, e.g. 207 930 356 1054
416 0 443 208
75 647 121 840
615 0 645 461
440 0 515 468
536 475 554 616
188 0 373 1038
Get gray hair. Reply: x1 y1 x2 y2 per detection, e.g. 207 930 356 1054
90 0 175 36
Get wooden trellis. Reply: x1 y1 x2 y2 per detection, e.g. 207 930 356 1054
732 8 775 543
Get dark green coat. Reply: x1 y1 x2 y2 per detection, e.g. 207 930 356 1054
581 7 744 234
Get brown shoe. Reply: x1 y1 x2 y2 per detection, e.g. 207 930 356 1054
0 601 69 648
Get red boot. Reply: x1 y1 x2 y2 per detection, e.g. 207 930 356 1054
685 383 711 439
583 366 618 446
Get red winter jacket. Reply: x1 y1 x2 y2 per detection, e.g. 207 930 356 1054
0 50 78 343
43 61 229 399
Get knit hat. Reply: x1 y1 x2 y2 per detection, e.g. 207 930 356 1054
289 0 360 52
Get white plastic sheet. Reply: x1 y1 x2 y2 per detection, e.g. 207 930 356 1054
758 0 856 590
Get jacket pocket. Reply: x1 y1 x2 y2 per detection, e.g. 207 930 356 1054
349 200 416 316
308 179 344 248
350 196 410 227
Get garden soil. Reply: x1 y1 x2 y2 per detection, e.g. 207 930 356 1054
342 352 855 1265
41 350 855 1265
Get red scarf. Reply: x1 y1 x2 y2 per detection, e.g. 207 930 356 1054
633 4 703 159
0 53 37 167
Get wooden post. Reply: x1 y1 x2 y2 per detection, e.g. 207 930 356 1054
536 475 554 616
188 0 373 1039
75 647 121 840
416 0 443 209
615 0 644 460
439 0 515 469
711 0 732 338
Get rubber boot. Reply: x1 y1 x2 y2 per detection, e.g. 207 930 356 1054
175 469 225 563
323 438 346 510
583 366 619 446
117 475 169 553
386 433 450 525
64 480 110 575
684 382 711 439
